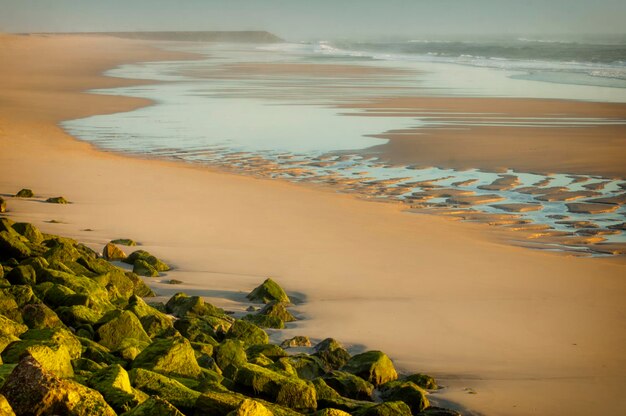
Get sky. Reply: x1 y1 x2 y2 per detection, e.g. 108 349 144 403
1 0 625 41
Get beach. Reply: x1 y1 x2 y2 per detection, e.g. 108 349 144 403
1 33 626 415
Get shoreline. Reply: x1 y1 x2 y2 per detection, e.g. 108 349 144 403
2 33 626 415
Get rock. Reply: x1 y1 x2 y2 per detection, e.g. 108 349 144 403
314 409 351 416
72 357 104 374
110 238 137 246
311 378 373 413
280 336 311 348
56 305 103 327
6 264 36 286
102 243 127 261
132 336 202 379
313 338 351 370
168 279 183 284
39 268 115 313
88 364 147 413
125 272 155 298
133 259 159 277
215 339 248 374
419 406 462 416
286 354 327 380
246 344 288 361
12 222 44 244
124 250 170 271
21 303 63 329
234 362 317 412
2 343 74 378
246 278 290 304
123 396 185 416
173 317 221 344
195 389 251 415
379 380 430 414
46 196 70 204
0 197 5 213
227 399 274 416
242 313 285 329
566 202 619 214
404 373 438 390
341 351 397 386
96 310 151 351
15 189 34 198
0 315 28 353
352 401 412 416
165 292 224 318
0 354 116 416
2 327 82 369
0 231 32 260
126 295 175 338
323 370 374 400
128 368 200 413
0 394 15 416
225 319 269 346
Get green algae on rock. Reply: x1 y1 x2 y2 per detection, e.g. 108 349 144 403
124 250 170 272
15 189 34 198
110 238 137 246
322 370 374 400
122 396 185 416
313 338 351 370
132 336 202 379
45 196 70 204
404 372 438 390
341 350 398 386
88 364 147 413
246 278 290 304
226 319 270 346
129 368 200 413
379 380 430 414
102 243 127 261
280 335 312 349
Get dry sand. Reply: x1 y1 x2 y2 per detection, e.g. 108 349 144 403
1 34 626 415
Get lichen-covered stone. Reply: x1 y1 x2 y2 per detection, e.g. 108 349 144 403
46 196 70 204
379 380 429 414
132 336 202 379
227 398 274 416
39 268 115 313
0 354 116 416
173 316 220 343
165 292 224 318
102 242 127 261
6 264 37 286
57 305 103 327
313 338 351 371
403 373 438 390
79 337 121 366
234 362 317 412
341 351 397 386
280 336 311 349
21 303 63 329
129 368 200 413
124 250 170 271
123 396 185 416
215 339 248 374
0 315 28 340
246 278 290 304
133 259 159 277
353 401 412 416
2 327 81 362
126 295 174 338
12 222 44 245
246 344 288 361
226 319 269 346
72 357 104 374
15 189 34 198
0 231 31 260
259 301 296 321
97 310 151 351
88 364 147 413
323 370 374 401
285 354 327 380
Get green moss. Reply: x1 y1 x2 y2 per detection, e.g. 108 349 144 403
56 305 103 327
72 357 104 373
379 380 430 414
132 336 202 379
5 265 36 286
311 378 373 414
215 339 248 374
12 223 44 245
227 398 273 416
352 401 412 416
122 396 185 416
246 344 288 361
96 310 151 351
403 373 438 390
225 319 269 346
173 316 220 343
21 303 63 329
125 272 156 297
88 364 147 413
129 368 200 413
340 351 397 386
313 338 351 371
280 336 311 349
313 409 352 416
39 268 115 313
124 250 170 271
110 238 137 246
15 189 34 198
0 315 28 340
322 370 374 401
133 259 159 277
0 231 31 260
126 295 174 338
242 313 284 329
5 327 82 360
285 353 327 380
246 278 290 304
165 292 224 318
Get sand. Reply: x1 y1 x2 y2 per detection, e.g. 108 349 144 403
1 34 626 415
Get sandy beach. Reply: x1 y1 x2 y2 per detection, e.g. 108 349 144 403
1 34 626 415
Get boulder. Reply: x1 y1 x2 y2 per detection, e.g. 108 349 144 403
15 189 34 198
56 305 103 327
242 313 284 329
246 344 288 361
379 380 429 414
0 230 31 260
128 368 200 413
215 339 248 374
126 295 174 338
246 278 290 304
21 303 63 329
286 354 327 380
259 301 297 322
6 264 37 286
313 338 351 370
39 268 115 313
88 364 147 413
234 362 317 412
132 336 202 378
352 401 412 416
314 409 352 416
123 396 185 416
404 373 438 390
125 272 156 297
173 317 221 344
280 336 311 349
419 406 462 415
322 370 374 400
110 238 136 246
102 243 127 261
2 327 82 366
45 196 70 204
227 399 274 416
165 292 224 318
311 378 372 413
341 351 397 386
0 354 116 416
226 320 268 348
0 315 28 354
12 222 44 245
0 394 15 416
96 310 151 351
133 259 159 277
124 250 170 271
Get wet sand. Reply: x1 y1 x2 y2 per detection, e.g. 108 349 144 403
1 34 626 415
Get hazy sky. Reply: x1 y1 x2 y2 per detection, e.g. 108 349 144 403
1 0 625 40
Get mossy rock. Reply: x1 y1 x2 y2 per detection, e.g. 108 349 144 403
173 316 220 343
129 368 200 414
242 313 284 329
3 327 81 361
0 315 28 340
0 292 21 323
234 362 317 412
0 231 32 260
341 351 397 386
314 409 352 416
0 354 116 415
96 310 151 351
246 278 290 304
354 401 412 416
8 343 74 378
6 264 36 286
126 295 174 338
403 373 438 390
3 285 38 308
15 189 34 198
123 396 185 416
111 238 137 247
311 378 373 413
46 196 70 204
259 301 296 321
165 292 224 318
39 268 115 313
313 338 351 371
94 269 139 303
133 259 159 277
285 353 327 380
88 364 148 413
21 303 63 329
419 406 462 415
246 344 288 361
195 388 303 416
118 338 151 362
215 339 248 374
267 357 298 377
57 305 103 327
132 336 202 379
102 243 127 261
12 222 44 245
126 272 156 298
379 380 429 414
79 337 121 366
225 319 269 346
124 250 170 271
227 398 274 416
72 357 104 374
280 336 311 349
323 370 374 401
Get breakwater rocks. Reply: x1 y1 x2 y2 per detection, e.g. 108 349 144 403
0 213 459 415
